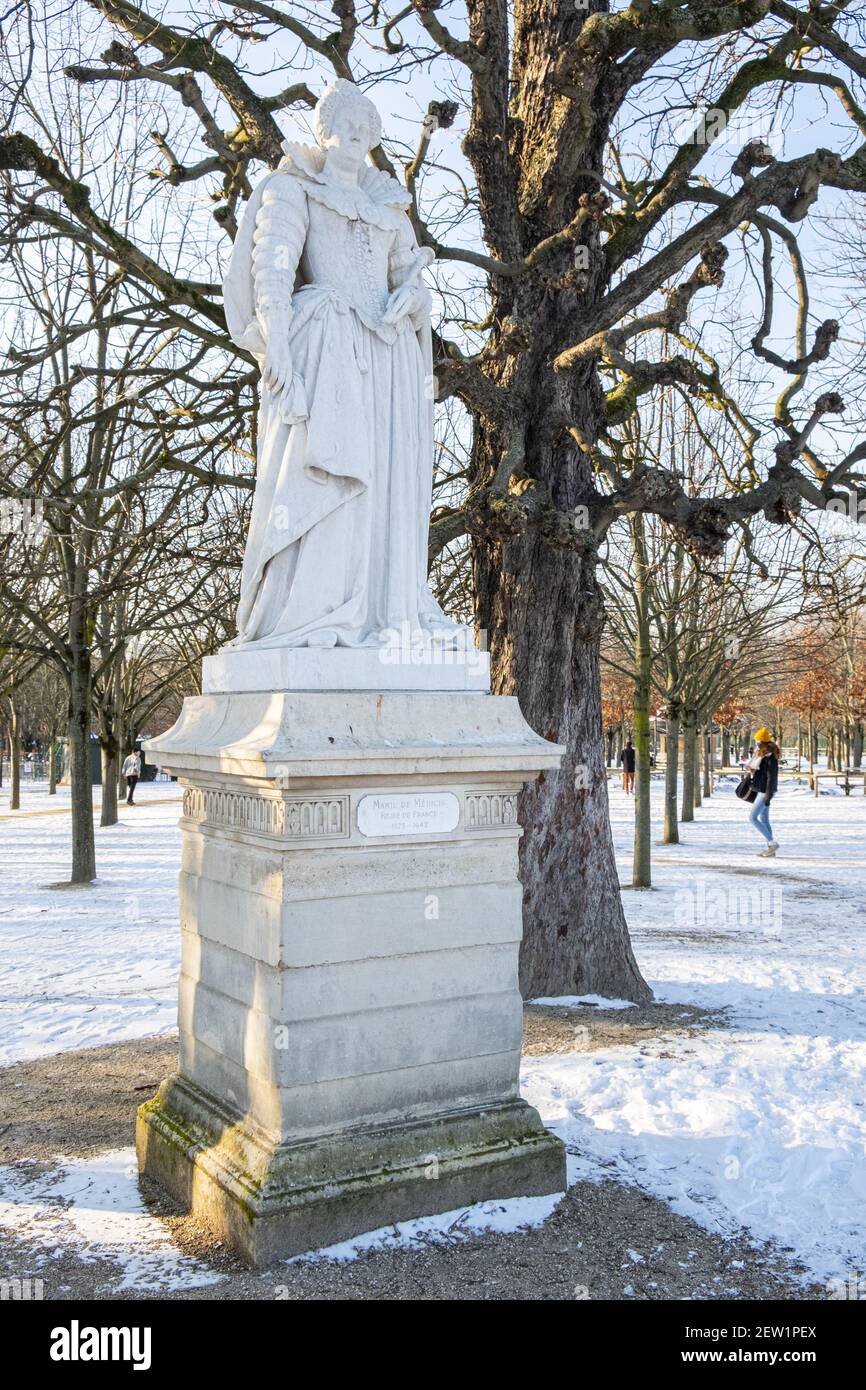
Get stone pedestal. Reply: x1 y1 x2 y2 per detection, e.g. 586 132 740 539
138 677 566 1265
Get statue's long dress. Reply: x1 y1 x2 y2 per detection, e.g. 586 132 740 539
222 145 459 650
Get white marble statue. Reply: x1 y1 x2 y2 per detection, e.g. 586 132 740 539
223 79 466 652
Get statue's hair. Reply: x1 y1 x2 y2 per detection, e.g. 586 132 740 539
314 78 382 150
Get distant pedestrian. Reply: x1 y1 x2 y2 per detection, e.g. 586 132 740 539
619 738 636 795
745 728 779 857
122 749 141 805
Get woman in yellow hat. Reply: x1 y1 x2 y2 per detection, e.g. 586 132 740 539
746 729 780 857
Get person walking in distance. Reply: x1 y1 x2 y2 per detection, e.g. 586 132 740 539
746 728 779 857
122 749 141 806
619 737 636 795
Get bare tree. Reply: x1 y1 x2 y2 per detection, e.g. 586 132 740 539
4 2 866 993
0 60 248 874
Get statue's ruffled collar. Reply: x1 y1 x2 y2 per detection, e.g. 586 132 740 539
277 141 411 230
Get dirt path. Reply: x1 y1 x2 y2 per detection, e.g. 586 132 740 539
0 1006 822 1301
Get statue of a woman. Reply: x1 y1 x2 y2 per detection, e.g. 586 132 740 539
222 79 465 653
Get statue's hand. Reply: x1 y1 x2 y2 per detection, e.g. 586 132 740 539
260 317 308 419
383 284 431 328
262 318 294 398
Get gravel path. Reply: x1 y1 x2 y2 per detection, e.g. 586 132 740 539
0 1007 822 1300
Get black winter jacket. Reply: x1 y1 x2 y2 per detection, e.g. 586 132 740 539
751 753 778 803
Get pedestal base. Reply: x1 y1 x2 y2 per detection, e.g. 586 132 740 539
137 1075 564 1266
202 644 490 694
140 687 566 1266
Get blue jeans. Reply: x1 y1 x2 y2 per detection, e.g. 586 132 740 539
750 792 773 844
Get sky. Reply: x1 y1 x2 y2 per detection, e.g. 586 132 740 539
6 1 866 549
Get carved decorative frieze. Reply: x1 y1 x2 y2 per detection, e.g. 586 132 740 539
464 791 519 829
182 787 348 840
284 796 347 838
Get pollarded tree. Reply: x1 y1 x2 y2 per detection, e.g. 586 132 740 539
6 2 866 993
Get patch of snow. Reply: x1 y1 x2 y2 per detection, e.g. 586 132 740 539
530 994 637 1010
0 1148 220 1292
287 1191 565 1264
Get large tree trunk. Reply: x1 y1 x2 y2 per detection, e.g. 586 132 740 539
474 382 649 1002
703 727 712 797
663 704 680 844
477 539 649 1001
469 3 649 1003
68 643 96 883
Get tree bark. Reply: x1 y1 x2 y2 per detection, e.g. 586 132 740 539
681 709 697 821
703 727 712 797
68 642 96 883
48 721 58 795
631 514 652 888
844 718 851 770
475 497 650 1002
693 725 702 809
118 730 130 802
663 703 680 844
97 684 120 828
9 698 21 811
472 194 651 1001
99 736 119 826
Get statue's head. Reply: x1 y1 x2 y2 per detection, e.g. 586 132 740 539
315 79 382 161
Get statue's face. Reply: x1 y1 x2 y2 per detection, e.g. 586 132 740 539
325 106 371 162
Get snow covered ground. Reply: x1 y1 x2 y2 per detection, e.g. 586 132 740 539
0 781 181 1061
1 770 864 1287
0 1149 221 1293
525 772 866 1287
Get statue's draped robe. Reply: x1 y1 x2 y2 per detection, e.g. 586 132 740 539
223 144 458 650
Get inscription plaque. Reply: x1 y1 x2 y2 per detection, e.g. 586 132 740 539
357 791 460 837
